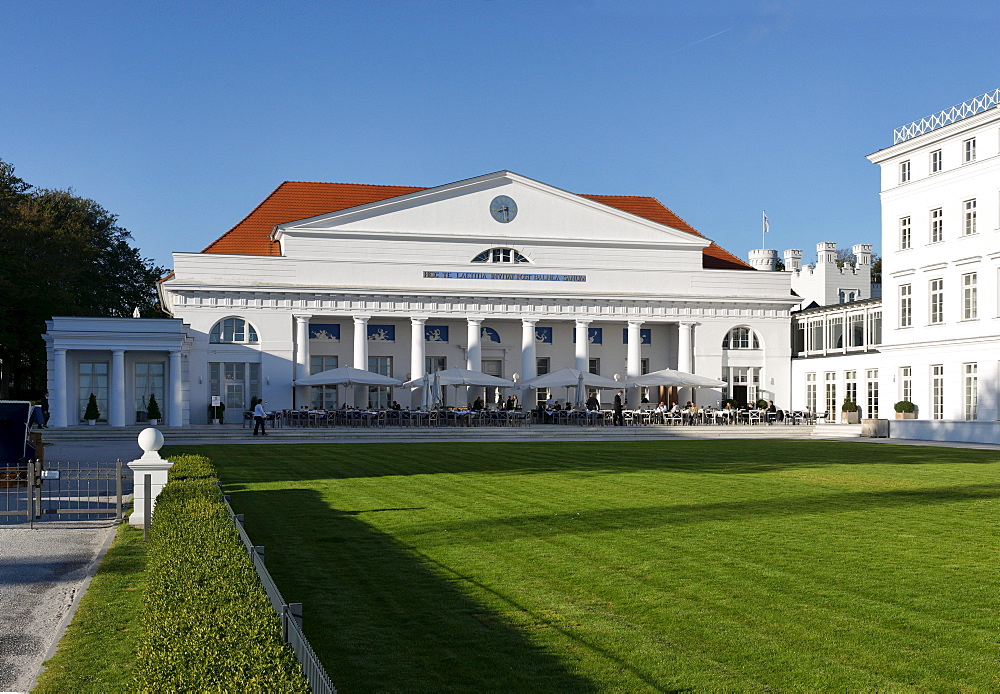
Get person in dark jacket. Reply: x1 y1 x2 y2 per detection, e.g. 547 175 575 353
613 391 624 426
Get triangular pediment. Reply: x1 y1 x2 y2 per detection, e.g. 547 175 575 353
272 171 709 249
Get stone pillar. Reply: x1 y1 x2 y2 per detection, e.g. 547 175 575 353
352 316 370 407
128 428 174 528
466 318 483 371
110 349 126 427
626 320 643 408
52 348 68 427
521 319 538 403
575 320 591 372
294 315 311 408
410 317 427 409
169 350 183 426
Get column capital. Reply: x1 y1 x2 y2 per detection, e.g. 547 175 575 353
410 316 429 325
353 315 371 324
112 348 125 356
574 318 593 327
466 317 485 326
521 318 539 326
54 347 67 356
293 314 312 323
627 319 644 327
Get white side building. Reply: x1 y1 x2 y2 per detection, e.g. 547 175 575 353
790 89 1000 442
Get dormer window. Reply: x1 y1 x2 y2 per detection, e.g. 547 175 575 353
471 248 530 264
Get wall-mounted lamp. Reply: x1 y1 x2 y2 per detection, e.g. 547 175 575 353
198 376 203 384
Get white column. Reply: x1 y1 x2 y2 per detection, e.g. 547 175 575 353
521 318 537 389
294 315 311 408
352 316 370 407
466 318 483 371
169 350 183 427
678 321 694 405
110 350 126 427
626 320 642 407
410 317 427 409
575 320 591 372
52 348 68 427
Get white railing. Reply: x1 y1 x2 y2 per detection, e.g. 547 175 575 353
893 89 1000 144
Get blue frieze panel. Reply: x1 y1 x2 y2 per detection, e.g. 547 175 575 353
534 327 553 343
425 325 449 342
572 327 603 344
309 323 341 342
622 328 652 344
368 325 396 342
481 327 501 343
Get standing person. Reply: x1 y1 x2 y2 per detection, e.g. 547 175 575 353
253 400 269 436
40 391 50 428
613 390 624 426
586 393 600 411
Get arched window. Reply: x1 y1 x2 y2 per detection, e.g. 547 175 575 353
722 326 759 350
210 317 259 343
471 247 530 264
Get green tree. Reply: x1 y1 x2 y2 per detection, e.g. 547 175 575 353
0 160 166 398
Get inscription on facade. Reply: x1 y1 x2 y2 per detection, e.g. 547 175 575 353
423 271 586 282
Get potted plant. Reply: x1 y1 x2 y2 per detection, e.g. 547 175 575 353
755 398 769 410
84 393 100 425
894 400 917 419
841 397 860 424
146 393 162 426
208 400 225 424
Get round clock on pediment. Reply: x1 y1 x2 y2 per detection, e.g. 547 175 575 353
490 195 517 223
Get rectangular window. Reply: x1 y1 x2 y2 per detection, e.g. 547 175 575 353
963 272 978 320
964 137 976 163
367 356 392 409
930 207 943 243
866 369 879 419
899 284 912 327
899 160 910 183
134 362 166 423
808 320 824 351
825 372 837 416
828 317 844 350
899 216 911 250
588 358 600 375
845 370 857 406
536 357 550 406
806 373 817 413
848 314 865 347
932 365 944 419
79 362 109 422
930 149 942 173
868 310 882 345
964 363 978 420
310 355 338 410
900 366 912 404
964 199 977 235
930 279 944 324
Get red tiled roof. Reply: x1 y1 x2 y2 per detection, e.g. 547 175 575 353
201 181 752 270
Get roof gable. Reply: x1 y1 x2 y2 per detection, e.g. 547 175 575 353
201 177 751 270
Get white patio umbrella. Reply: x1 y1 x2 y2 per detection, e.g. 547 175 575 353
429 367 515 388
521 367 621 390
294 366 403 387
625 368 725 388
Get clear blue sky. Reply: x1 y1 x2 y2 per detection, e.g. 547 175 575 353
2 0 997 270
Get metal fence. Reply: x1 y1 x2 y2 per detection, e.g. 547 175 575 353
223 494 337 694
1 459 125 527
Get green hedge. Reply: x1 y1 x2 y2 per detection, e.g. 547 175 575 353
168 453 217 480
136 456 308 692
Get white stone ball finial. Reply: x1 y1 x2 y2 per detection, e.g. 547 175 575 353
138 427 164 457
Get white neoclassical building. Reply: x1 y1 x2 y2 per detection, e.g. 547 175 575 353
44 170 800 425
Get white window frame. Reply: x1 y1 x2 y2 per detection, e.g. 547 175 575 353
964 363 978 421
929 278 944 324
899 284 912 328
964 137 976 163
932 365 944 419
805 373 817 413
930 149 942 173
866 369 879 419
899 160 910 183
963 199 977 236
899 216 911 250
930 207 943 243
900 366 912 404
962 272 978 320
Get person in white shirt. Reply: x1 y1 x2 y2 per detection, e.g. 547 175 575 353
253 401 269 436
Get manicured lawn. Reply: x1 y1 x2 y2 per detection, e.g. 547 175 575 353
34 524 147 693
166 440 1000 692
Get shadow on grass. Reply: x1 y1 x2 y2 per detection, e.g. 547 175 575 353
404 483 1000 543
165 440 1000 488
231 487 620 693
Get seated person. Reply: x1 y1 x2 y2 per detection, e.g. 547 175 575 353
654 401 667 413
